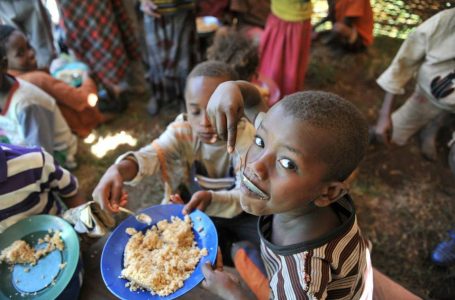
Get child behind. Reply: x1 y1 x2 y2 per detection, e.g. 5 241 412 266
185 81 373 299
93 61 260 261
0 44 78 169
207 28 259 82
313 0 374 52
1 24 108 138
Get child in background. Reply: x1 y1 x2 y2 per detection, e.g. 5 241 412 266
140 0 199 115
1 25 109 138
313 0 374 52
0 0 56 69
206 28 280 107
93 61 259 262
184 81 373 299
0 143 86 233
207 28 259 82
0 44 78 169
258 0 312 97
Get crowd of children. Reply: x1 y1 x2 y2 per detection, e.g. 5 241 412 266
0 1 454 299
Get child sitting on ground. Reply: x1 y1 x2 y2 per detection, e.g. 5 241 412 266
184 81 373 299
92 61 259 262
313 0 374 52
0 143 86 233
0 44 78 169
1 24 109 138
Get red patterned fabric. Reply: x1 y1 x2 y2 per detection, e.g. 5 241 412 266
58 0 141 87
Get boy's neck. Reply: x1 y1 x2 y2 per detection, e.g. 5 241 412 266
271 205 341 246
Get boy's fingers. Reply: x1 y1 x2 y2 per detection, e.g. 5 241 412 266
182 198 200 214
215 247 223 271
202 261 214 280
226 112 238 154
216 111 227 141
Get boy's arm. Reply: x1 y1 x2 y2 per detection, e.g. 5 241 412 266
43 150 86 207
374 92 395 144
207 80 267 153
93 118 191 212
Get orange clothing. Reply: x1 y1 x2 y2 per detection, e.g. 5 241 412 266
335 0 374 46
9 70 106 138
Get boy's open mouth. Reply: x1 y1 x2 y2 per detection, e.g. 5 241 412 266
241 173 270 200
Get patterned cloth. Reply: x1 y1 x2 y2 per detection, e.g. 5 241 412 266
144 9 198 102
233 196 372 300
58 0 141 88
0 143 78 233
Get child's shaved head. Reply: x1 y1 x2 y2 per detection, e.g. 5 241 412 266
187 61 238 82
279 91 368 181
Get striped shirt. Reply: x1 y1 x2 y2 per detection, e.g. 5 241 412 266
259 196 369 300
0 143 78 233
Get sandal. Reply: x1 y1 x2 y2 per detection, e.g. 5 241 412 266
432 230 455 266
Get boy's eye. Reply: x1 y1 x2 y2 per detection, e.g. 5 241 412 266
254 136 264 148
278 158 297 171
191 109 200 116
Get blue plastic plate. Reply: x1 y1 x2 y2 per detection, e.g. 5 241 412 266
101 204 218 300
0 215 80 300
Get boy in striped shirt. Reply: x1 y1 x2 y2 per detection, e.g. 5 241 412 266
0 143 85 233
184 82 373 299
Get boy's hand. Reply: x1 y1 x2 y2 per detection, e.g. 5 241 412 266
374 115 393 145
92 165 128 213
207 82 245 153
201 259 244 300
140 0 161 18
182 191 212 215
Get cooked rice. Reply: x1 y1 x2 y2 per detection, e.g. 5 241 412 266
122 215 207 296
0 231 64 266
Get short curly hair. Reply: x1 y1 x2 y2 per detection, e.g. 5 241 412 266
279 91 368 182
206 28 259 81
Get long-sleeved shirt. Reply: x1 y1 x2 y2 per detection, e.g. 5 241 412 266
0 77 78 161
117 113 255 218
9 69 106 138
377 8 455 112
0 143 78 233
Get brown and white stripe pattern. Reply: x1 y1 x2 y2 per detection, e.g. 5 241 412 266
259 197 369 300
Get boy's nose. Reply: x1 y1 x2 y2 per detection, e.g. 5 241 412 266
248 156 269 181
200 112 211 126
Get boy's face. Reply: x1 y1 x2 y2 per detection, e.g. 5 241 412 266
239 105 332 216
5 31 37 71
185 75 230 144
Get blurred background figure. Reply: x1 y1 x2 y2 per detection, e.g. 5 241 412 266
0 0 56 69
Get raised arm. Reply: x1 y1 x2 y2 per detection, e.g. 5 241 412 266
206 80 267 153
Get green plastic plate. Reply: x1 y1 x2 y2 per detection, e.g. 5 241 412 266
0 215 79 299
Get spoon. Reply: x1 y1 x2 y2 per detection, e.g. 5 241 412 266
118 207 152 225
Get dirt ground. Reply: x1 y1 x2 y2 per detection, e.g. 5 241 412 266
74 36 455 299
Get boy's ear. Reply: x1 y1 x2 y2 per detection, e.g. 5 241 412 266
314 181 347 207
